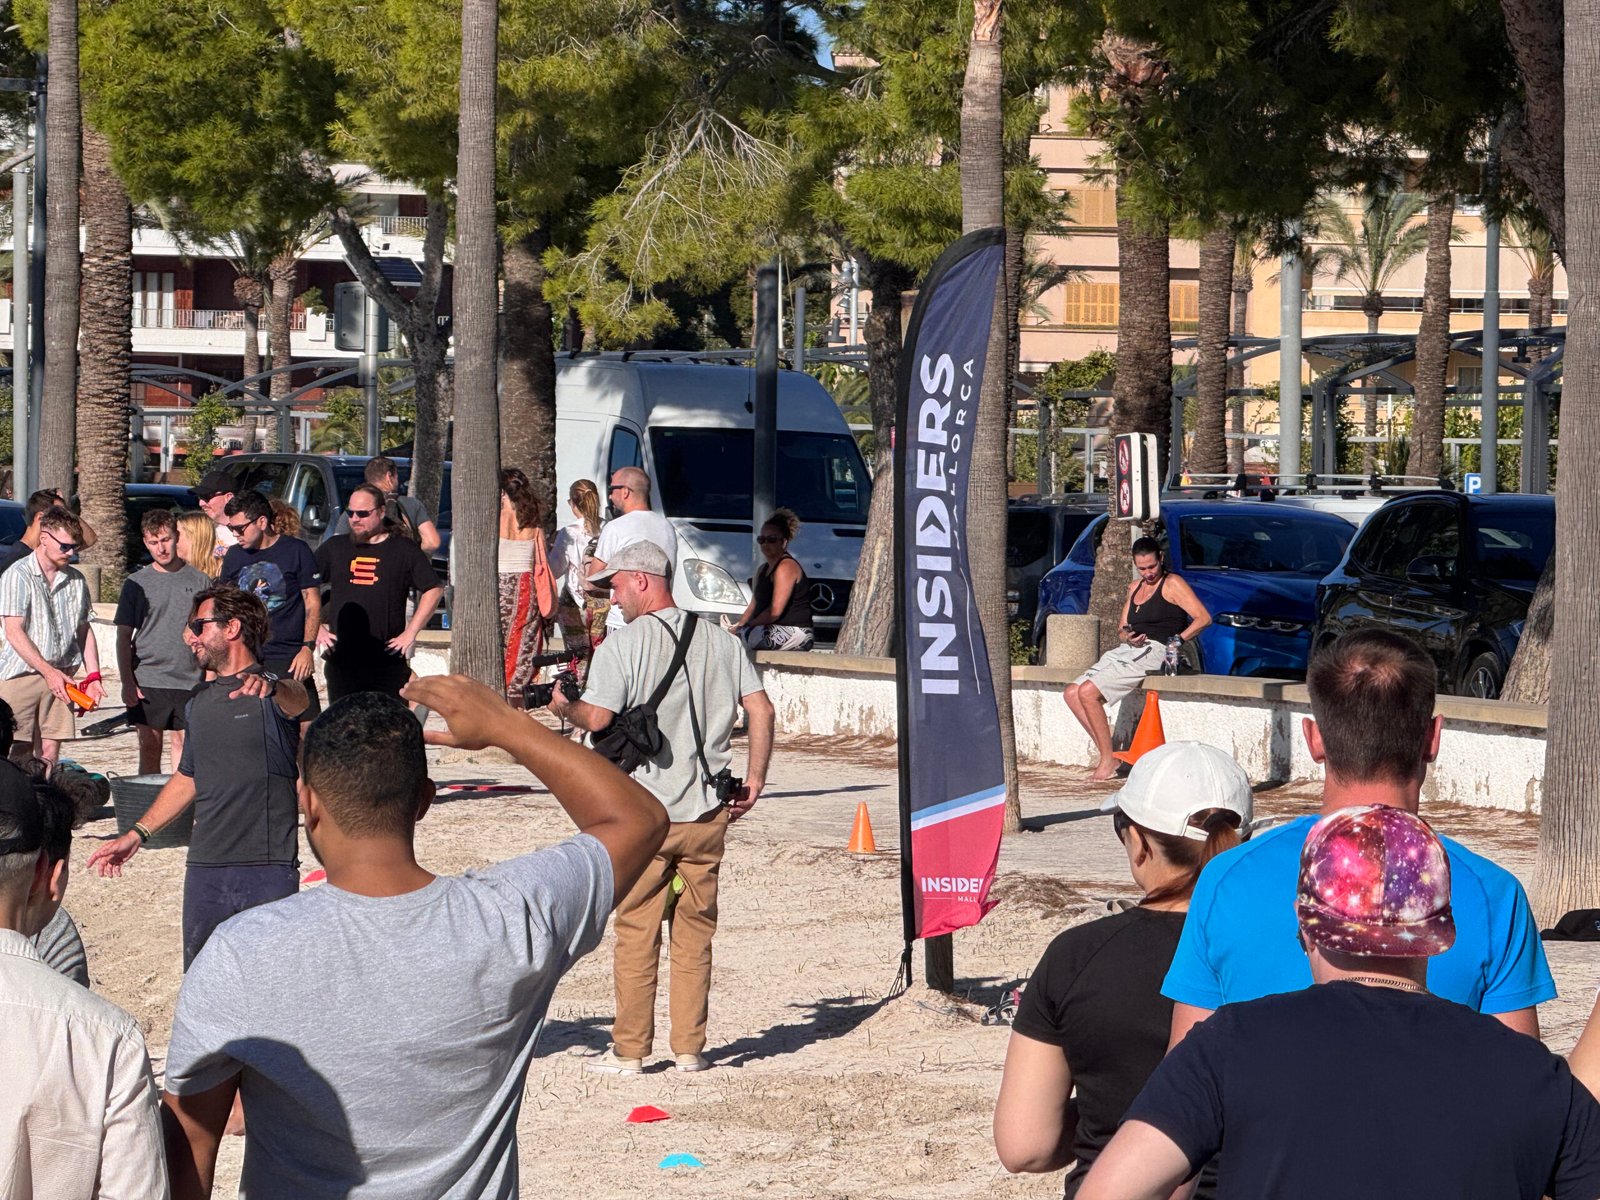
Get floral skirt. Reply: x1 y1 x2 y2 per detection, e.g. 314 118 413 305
498 571 548 692
555 587 609 685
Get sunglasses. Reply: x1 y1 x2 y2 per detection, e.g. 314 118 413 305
346 507 378 519
225 522 256 535
187 616 228 636
44 531 79 553
1112 810 1133 843
757 535 783 544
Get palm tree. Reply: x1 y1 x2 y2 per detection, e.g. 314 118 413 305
450 0 504 686
40 0 82 494
1507 210 1559 329
78 123 131 594
1309 188 1430 472
1407 194 1462 481
1189 224 1233 476
959 0 1020 845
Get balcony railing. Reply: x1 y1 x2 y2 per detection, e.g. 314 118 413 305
375 215 427 237
133 308 308 331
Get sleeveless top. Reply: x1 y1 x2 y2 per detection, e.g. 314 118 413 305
752 555 813 628
498 536 534 574
1128 575 1189 642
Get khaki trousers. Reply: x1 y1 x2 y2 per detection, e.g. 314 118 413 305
611 808 728 1059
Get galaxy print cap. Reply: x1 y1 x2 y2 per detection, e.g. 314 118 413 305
1296 805 1456 958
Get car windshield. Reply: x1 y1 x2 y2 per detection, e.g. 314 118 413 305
1473 510 1553 582
1178 512 1352 574
650 428 871 524
335 463 453 525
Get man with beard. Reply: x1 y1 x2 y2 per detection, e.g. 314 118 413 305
315 484 443 703
87 587 308 969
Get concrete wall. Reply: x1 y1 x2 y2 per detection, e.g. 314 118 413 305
753 651 1550 815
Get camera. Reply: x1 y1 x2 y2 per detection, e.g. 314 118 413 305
523 671 581 710
707 767 744 807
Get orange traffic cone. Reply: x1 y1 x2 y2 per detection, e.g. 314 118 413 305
847 801 878 853
1114 691 1166 766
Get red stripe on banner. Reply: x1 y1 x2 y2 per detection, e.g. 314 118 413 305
911 805 1003 939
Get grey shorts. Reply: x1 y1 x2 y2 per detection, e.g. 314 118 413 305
1076 642 1164 705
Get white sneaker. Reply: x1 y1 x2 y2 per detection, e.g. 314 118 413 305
673 1053 710 1072
585 1047 644 1075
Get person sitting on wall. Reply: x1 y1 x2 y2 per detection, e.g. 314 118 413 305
1061 537 1209 781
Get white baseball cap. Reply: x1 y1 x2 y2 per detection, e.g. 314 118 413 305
1100 742 1253 840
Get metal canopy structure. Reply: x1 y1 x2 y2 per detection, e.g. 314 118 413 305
1171 327 1565 492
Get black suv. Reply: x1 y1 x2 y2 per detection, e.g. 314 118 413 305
1006 495 1104 631
1312 492 1553 699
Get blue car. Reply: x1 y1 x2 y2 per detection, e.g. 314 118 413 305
1034 500 1356 679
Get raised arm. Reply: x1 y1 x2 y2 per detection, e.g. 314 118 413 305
404 675 668 902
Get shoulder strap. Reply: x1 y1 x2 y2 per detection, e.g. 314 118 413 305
645 612 697 711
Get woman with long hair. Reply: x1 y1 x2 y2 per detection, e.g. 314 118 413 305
175 511 221 580
268 497 302 538
550 479 607 682
497 468 553 698
729 507 813 651
994 743 1249 1198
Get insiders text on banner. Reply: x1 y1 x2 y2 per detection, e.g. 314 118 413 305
893 227 1007 945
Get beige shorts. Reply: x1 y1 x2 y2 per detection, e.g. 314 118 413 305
1076 642 1164 705
0 672 77 743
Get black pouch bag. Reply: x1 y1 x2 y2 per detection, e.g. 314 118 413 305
590 613 697 774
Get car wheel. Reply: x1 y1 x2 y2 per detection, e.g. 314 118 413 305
1459 652 1504 700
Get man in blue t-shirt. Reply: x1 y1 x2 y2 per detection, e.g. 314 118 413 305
1163 629 1553 1045
220 489 323 725
1082 806 1600 1200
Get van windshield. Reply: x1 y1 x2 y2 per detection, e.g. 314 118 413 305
650 429 872 524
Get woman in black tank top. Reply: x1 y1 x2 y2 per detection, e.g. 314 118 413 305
1061 536 1211 780
730 508 815 652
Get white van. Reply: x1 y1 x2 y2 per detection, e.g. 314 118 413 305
555 355 872 637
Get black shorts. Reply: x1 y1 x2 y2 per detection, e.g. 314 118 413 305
262 657 323 720
181 863 298 969
129 686 199 732
324 653 412 704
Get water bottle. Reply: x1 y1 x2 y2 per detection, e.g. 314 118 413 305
440 608 450 630
1163 636 1183 675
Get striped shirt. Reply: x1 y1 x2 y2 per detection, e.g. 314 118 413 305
0 553 91 679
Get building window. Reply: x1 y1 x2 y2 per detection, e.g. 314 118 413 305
1169 283 1199 333
133 272 176 328
1058 282 1119 328
1066 186 1117 229
1457 366 1484 392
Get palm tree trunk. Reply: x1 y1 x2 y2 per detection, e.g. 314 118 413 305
233 273 264 384
78 123 130 596
1087 179 1171 653
450 0 503 685
1530 0 1600 924
1408 194 1455 481
1191 226 1232 476
1530 273 1554 328
1228 275 1252 475
501 223 558 530
835 253 911 658
265 252 298 452
1363 312 1380 474
960 0 1019 839
39 0 82 494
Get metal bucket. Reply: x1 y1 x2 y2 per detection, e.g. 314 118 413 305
111 774 191 850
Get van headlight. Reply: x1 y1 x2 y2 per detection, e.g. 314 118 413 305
682 559 745 605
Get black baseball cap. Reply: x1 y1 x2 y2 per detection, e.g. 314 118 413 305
0 762 43 856
191 469 237 500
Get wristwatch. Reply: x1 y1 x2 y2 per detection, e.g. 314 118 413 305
259 670 281 696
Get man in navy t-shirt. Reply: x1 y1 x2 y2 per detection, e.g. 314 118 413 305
1082 806 1600 1200
1163 630 1552 1043
220 489 323 724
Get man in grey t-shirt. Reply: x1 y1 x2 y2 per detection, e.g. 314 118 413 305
551 540 774 1074
160 679 667 1199
114 508 209 775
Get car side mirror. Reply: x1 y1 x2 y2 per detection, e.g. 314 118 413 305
1405 555 1453 584
304 505 326 532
